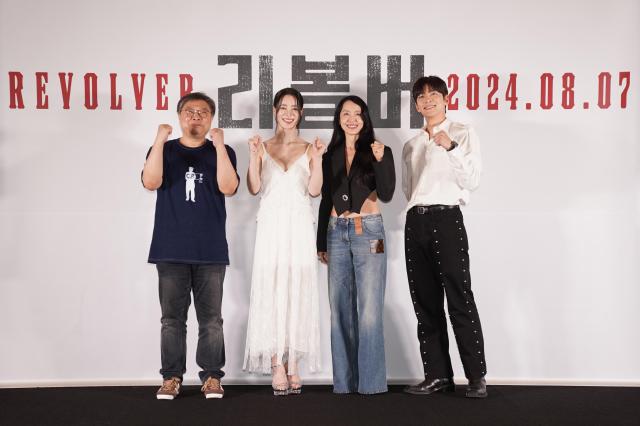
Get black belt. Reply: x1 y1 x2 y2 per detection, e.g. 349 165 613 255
411 205 459 214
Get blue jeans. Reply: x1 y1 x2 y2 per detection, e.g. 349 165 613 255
327 215 388 394
157 263 226 382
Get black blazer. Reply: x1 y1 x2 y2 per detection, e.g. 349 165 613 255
316 145 395 252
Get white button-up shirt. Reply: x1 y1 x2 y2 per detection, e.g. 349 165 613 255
402 118 482 211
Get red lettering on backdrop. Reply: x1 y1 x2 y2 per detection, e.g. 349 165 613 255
598 72 612 109
58 72 73 109
131 73 146 110
540 73 554 110
447 74 459 110
487 74 499 110
180 74 193 97
505 73 518 110
110 73 122 110
156 74 168 110
562 73 575 109
36 72 48 109
5 70 630 112
466 74 480 110
619 71 630 108
84 73 98 109
9 72 25 109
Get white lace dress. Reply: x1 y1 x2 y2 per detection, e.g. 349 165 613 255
243 145 321 375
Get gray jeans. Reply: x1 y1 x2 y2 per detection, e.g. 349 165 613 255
157 263 226 382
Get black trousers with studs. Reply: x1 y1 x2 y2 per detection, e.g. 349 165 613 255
404 206 486 381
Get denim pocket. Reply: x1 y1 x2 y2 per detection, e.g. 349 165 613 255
362 217 384 235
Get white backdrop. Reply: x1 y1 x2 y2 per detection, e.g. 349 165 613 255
1 0 638 386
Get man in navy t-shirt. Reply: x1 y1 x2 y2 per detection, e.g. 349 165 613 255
142 92 239 400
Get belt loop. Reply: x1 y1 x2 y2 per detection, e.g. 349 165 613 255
354 216 363 235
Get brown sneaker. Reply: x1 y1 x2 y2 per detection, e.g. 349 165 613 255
201 376 224 399
156 377 181 400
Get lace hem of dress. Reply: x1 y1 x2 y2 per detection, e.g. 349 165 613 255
243 348 321 375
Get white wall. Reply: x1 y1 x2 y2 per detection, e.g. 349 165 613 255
0 0 638 386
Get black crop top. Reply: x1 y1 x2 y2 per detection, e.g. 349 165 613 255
316 145 395 251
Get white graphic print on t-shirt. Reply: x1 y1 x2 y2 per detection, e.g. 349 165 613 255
185 167 203 202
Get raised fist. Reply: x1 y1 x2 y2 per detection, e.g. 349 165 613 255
248 135 264 156
371 140 385 161
209 128 225 148
310 137 326 159
433 131 453 150
156 124 172 141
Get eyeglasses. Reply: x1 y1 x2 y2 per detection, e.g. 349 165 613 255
181 109 211 119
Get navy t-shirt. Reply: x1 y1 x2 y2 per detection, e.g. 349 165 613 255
147 138 238 265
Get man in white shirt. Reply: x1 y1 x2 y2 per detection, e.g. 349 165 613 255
402 76 487 398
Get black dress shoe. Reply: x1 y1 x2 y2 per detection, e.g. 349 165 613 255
465 377 488 398
403 378 455 395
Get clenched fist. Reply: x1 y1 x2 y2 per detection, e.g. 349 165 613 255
317 251 328 265
310 137 326 160
209 128 225 148
371 140 385 161
433 131 453 150
248 135 264 156
156 124 172 142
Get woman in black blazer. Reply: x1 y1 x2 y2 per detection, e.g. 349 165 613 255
316 95 395 394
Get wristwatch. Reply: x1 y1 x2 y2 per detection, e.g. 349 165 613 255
447 140 458 151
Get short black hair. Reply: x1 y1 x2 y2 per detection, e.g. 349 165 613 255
176 91 216 116
412 76 448 103
273 87 304 128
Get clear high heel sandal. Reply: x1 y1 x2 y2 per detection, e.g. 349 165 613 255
287 374 302 395
271 365 289 396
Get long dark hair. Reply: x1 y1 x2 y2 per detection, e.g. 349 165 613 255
327 95 376 183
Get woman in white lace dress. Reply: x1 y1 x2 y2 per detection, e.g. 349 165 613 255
244 88 325 395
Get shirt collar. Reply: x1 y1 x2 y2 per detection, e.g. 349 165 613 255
422 118 451 141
